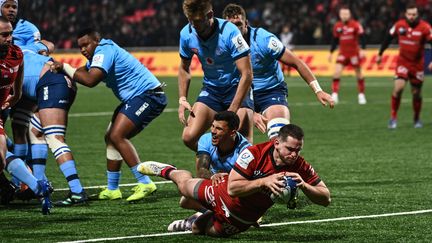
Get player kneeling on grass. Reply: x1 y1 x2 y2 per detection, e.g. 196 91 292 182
138 124 331 237
167 111 251 231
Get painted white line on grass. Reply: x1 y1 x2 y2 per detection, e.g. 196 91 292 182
55 181 172 192
57 209 432 243
69 98 432 117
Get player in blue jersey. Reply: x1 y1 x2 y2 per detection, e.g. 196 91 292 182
9 41 88 206
0 0 40 47
223 4 334 139
51 28 167 202
178 0 254 151
167 111 251 232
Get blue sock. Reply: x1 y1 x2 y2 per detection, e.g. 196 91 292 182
31 144 48 180
107 171 121 190
13 143 28 161
6 136 14 151
5 152 39 194
11 144 28 186
131 164 151 184
59 160 83 194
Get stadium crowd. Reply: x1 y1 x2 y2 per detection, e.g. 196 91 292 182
19 0 432 48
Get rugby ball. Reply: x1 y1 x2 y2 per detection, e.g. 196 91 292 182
270 176 298 209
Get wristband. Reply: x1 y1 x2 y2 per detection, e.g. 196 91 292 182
309 80 322 94
63 63 77 78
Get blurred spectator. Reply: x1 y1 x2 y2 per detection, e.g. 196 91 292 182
17 0 432 48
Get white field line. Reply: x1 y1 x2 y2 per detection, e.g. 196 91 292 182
55 181 172 192
69 98 432 118
57 209 432 243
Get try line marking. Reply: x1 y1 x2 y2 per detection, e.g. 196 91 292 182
57 209 432 243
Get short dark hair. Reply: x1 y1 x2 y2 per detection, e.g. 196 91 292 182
183 0 212 18
222 3 246 20
214 111 240 131
278 124 304 141
405 2 418 10
0 16 10 24
77 27 101 40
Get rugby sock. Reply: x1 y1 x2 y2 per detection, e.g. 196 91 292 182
6 136 14 151
31 144 48 180
5 152 39 194
413 97 422 121
357 78 365 93
59 160 83 194
13 143 28 161
11 144 28 186
131 165 152 184
391 95 401 119
332 78 340 93
107 170 121 190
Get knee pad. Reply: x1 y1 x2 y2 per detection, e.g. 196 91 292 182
11 108 33 127
106 144 123 161
267 118 290 139
44 125 70 159
29 116 46 145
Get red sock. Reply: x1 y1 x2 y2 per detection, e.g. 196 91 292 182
391 95 401 119
332 78 340 93
413 98 422 121
161 166 176 180
357 78 365 93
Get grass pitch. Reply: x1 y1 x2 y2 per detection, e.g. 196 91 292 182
1 76 432 242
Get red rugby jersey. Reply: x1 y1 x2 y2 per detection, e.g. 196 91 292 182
389 19 432 64
333 19 364 56
216 141 321 223
0 44 23 106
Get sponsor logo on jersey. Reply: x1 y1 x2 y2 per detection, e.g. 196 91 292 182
232 33 249 53
0 84 12 89
92 54 104 67
237 149 254 169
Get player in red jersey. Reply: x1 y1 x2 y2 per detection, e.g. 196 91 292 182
377 4 432 129
328 7 367 105
0 16 23 170
137 124 330 237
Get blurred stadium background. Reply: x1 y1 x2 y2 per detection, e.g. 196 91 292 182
2 1 432 242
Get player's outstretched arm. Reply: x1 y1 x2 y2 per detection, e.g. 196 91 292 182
51 61 104 87
279 50 334 108
228 55 253 113
178 58 193 126
285 172 331 207
228 169 285 197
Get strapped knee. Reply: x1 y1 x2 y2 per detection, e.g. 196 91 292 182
106 144 123 161
29 115 46 145
44 125 70 159
267 118 290 139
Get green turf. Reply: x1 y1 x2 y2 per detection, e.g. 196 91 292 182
1 76 432 242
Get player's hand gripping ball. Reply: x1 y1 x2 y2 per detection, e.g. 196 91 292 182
270 176 298 209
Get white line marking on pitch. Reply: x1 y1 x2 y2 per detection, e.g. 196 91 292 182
68 98 432 117
55 181 172 192
57 209 432 243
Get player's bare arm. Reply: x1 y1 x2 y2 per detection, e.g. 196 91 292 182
178 57 193 126
285 172 331 207
227 55 253 112
279 49 334 108
228 169 285 197
195 153 212 179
